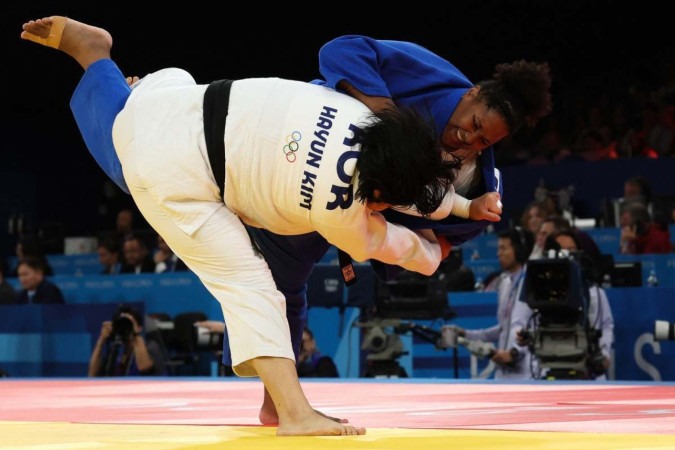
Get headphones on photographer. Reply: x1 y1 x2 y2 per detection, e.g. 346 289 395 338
511 226 534 264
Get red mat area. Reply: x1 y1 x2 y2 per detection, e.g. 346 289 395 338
1 379 674 434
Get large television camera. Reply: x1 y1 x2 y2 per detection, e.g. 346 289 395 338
374 271 452 320
521 252 605 380
355 259 459 377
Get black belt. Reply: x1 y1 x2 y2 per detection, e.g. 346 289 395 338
203 79 232 200
202 78 355 283
203 79 262 256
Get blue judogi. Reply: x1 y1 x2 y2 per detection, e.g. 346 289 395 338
241 36 502 365
70 59 131 194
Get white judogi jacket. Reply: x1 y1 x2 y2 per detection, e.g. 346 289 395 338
114 70 442 276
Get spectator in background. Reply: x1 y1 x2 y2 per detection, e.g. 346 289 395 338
0 260 17 304
534 215 601 262
97 237 122 275
297 326 339 378
647 103 675 157
15 256 65 304
88 305 166 376
10 234 54 277
120 235 155 274
568 128 618 162
534 215 572 259
620 203 672 254
623 175 652 208
113 207 136 266
521 200 554 259
116 208 135 239
154 235 188 273
617 101 660 158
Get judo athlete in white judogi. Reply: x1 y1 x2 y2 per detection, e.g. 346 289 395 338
20 15 458 436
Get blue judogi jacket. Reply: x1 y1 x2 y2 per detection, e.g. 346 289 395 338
312 35 502 278
312 35 502 245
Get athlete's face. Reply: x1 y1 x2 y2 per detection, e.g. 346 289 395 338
441 86 509 153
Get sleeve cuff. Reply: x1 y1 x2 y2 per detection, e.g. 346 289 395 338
451 195 471 219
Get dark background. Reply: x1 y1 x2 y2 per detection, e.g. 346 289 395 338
3 1 674 253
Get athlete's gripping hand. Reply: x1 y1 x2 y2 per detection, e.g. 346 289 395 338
468 192 502 222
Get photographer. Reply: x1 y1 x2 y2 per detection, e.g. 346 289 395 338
88 306 167 376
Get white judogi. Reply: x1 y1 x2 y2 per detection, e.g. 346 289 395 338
112 68 443 376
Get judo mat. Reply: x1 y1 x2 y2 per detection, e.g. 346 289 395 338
1 378 674 449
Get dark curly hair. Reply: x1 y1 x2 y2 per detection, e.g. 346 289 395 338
354 108 460 217
477 60 553 133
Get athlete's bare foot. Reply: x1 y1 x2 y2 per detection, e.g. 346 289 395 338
259 388 348 425
260 405 348 425
251 357 363 436
21 16 112 70
276 410 364 437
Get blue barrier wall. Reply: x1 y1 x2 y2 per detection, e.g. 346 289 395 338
1 273 224 377
0 302 143 377
7 273 223 319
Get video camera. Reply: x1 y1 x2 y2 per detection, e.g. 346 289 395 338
520 252 604 380
355 259 458 377
373 271 453 320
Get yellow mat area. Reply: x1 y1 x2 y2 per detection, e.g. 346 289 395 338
2 422 675 450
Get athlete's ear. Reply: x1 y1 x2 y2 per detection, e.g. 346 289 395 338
366 189 390 211
367 201 390 212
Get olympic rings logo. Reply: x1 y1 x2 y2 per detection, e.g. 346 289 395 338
283 131 302 163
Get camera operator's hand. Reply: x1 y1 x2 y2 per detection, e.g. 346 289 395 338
516 329 531 346
491 349 513 365
98 321 113 341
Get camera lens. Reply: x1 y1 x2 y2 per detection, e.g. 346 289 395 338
655 320 675 341
112 316 134 341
